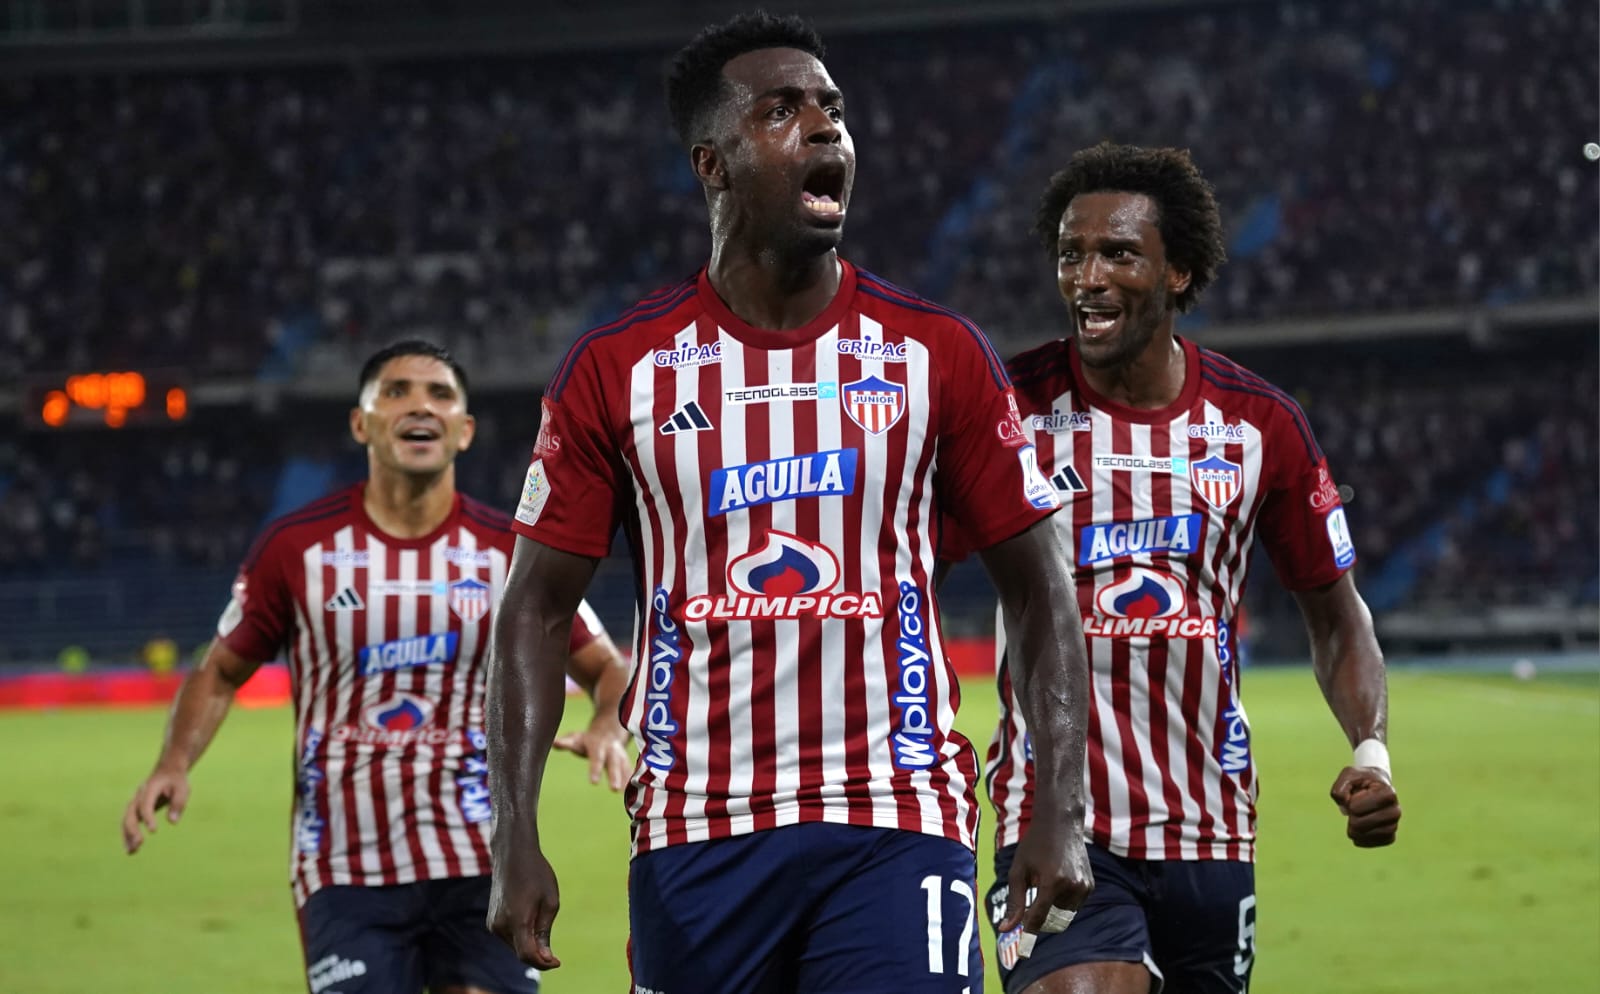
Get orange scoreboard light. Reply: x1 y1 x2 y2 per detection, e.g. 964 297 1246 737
24 370 190 429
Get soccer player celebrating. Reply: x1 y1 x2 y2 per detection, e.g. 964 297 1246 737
974 144 1403 993
487 12 1094 990
121 340 631 994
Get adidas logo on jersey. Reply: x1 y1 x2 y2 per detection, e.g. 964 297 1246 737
658 400 714 435
325 587 365 612
1051 464 1087 494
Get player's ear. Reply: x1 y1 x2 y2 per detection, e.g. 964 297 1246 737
457 413 476 454
349 407 368 446
692 142 729 192
1168 264 1192 299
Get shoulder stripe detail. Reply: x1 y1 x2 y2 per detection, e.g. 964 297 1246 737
1198 362 1321 462
240 496 355 572
1006 343 1072 389
856 273 1009 389
461 502 514 532
548 279 697 398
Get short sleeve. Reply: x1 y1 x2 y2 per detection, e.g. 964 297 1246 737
1256 403 1356 591
216 538 295 663
569 599 606 653
511 352 626 558
935 328 1060 551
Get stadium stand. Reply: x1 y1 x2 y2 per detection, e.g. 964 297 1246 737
0 0 1594 663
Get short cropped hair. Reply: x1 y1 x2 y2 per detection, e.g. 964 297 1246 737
665 10 825 149
1034 142 1226 312
357 339 469 400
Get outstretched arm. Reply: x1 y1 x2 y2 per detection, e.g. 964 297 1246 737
486 536 600 969
554 621 633 791
978 518 1094 934
1293 572 1401 847
122 640 261 853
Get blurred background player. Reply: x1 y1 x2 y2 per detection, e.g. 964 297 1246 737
973 144 1402 993
486 11 1094 990
121 339 632 994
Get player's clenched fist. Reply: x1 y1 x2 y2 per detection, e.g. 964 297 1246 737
487 849 563 970
1329 766 1401 848
999 810 1095 935
121 766 191 854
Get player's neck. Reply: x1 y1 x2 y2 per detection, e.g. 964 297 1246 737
1081 332 1186 410
705 244 841 330
362 467 456 539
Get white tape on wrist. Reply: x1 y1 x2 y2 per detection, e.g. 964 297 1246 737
1353 738 1391 778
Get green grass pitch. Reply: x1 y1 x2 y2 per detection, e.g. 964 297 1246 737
1 666 1595 992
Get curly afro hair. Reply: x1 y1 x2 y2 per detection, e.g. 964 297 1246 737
1034 142 1226 313
665 10 825 150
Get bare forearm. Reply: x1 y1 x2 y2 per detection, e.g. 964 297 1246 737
155 662 246 773
1010 592 1090 818
588 652 629 727
1304 584 1388 746
488 606 572 854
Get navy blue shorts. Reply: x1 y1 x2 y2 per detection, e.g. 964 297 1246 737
629 822 983 994
298 876 540 994
986 843 1255 994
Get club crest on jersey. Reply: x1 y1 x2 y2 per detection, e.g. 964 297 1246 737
1190 454 1243 509
1086 567 1217 639
710 449 858 515
449 577 491 623
841 375 906 435
683 532 882 621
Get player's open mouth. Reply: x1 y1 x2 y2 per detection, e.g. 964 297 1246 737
1077 305 1121 337
399 426 441 443
801 159 847 218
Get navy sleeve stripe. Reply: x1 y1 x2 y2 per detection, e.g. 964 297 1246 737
1198 367 1322 462
548 278 698 397
240 496 354 573
1006 344 1071 389
1197 351 1321 450
855 275 1009 390
461 501 514 532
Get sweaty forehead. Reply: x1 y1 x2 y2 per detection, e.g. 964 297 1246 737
721 47 837 101
1059 192 1160 241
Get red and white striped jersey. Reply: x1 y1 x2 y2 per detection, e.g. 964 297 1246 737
514 262 1058 855
217 483 605 906
982 337 1354 862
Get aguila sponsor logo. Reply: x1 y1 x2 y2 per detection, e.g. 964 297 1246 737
1079 514 1201 566
683 532 882 621
710 448 857 515
1085 568 1218 638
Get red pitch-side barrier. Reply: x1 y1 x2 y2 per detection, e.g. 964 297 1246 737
0 638 998 712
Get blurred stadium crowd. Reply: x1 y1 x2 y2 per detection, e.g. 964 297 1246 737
0 0 1595 661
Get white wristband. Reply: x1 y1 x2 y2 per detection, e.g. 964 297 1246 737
1353 738 1391 778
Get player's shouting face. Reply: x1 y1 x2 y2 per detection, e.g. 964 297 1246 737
350 354 475 478
709 46 855 257
1056 191 1192 371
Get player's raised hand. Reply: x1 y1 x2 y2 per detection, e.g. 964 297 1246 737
487 847 562 970
1329 766 1401 848
121 766 191 854
1000 810 1095 935
552 718 632 792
